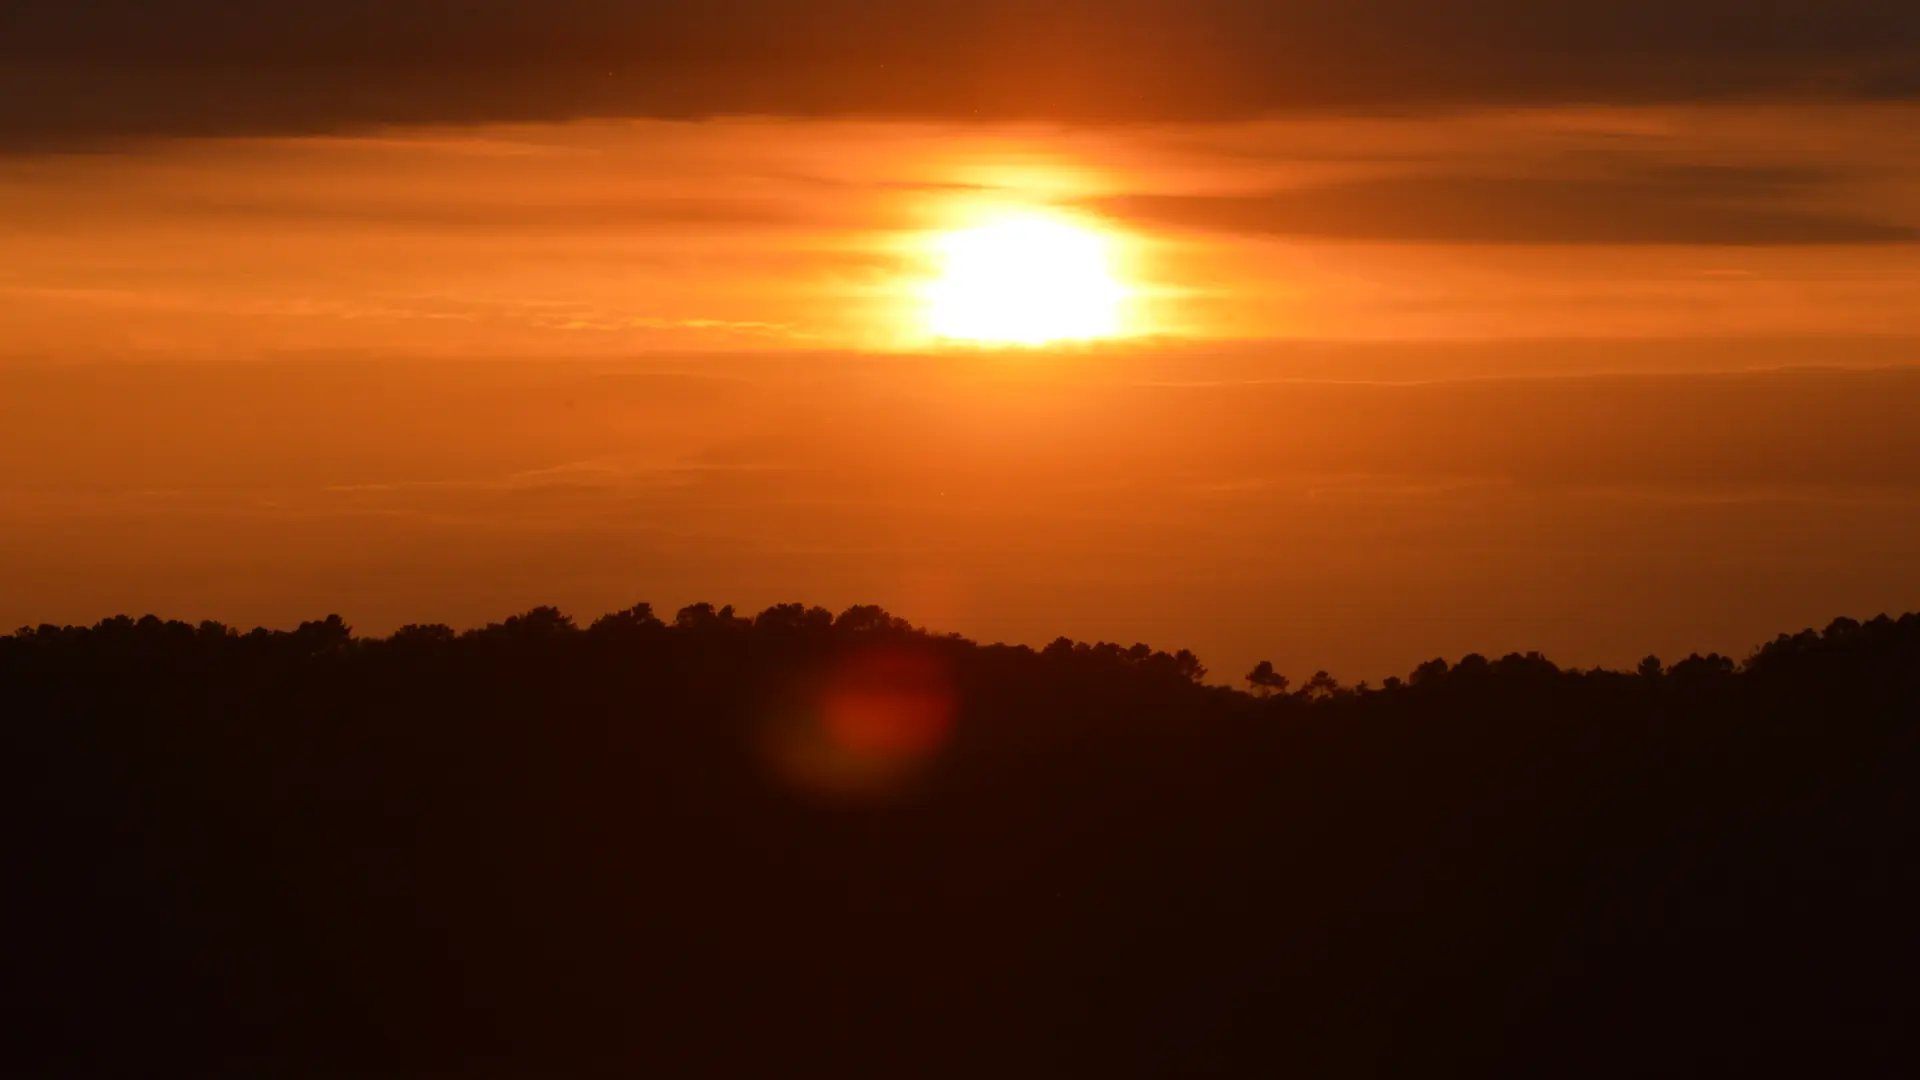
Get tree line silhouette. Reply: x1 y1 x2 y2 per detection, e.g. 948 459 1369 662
5 603 1915 1077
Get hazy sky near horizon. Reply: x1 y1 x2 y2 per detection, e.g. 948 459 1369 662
6 358 1920 684
3 1 1920 679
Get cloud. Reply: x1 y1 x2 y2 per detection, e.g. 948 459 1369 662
1095 165 1919 245
171 196 809 233
3 1 1919 144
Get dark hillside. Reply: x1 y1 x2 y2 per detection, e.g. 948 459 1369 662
5 606 1915 1077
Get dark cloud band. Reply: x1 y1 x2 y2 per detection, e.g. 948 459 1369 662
3 1 1919 144
1096 168 1920 246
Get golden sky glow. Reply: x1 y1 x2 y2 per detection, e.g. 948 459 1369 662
3 104 1920 680
2 107 1918 361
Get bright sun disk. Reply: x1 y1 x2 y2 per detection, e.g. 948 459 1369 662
926 215 1126 345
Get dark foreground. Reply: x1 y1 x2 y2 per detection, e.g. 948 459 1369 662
5 605 1916 1077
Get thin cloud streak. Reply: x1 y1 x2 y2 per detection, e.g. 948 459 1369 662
1097 172 1919 245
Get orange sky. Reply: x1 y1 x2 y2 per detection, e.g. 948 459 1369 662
5 105 1920 358
4 101 1920 681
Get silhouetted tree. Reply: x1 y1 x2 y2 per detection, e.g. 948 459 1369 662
674 602 751 633
1452 653 1492 680
1669 652 1736 681
834 604 914 635
487 606 577 638
1246 660 1291 697
590 603 664 636
1172 648 1207 683
752 603 834 635
391 623 457 645
1298 669 1342 700
674 602 720 629
1410 657 1451 688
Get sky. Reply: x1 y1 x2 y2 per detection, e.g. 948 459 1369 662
3 1 1920 681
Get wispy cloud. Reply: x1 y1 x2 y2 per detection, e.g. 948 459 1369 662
1097 166 1918 246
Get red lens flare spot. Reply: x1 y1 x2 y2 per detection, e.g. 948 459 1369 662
761 646 959 800
821 648 957 759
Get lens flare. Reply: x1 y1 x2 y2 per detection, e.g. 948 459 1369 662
761 647 958 799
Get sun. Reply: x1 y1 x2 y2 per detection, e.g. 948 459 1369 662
925 214 1127 345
